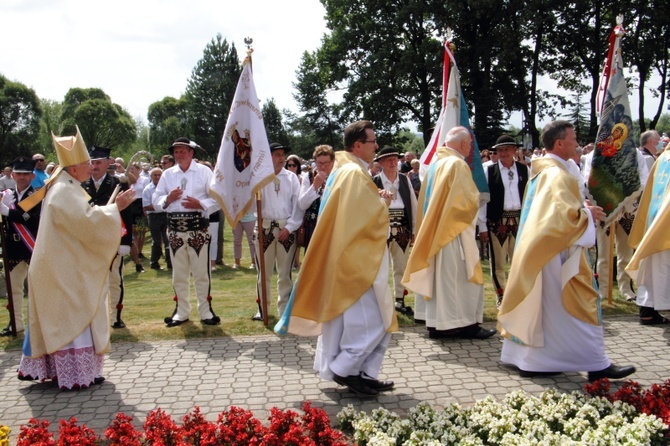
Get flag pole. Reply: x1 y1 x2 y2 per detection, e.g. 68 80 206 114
607 224 615 306
256 190 269 326
0 215 17 337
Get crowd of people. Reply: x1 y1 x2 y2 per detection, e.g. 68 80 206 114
1 122 668 394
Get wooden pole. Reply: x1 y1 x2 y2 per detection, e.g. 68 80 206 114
607 223 614 306
256 191 269 326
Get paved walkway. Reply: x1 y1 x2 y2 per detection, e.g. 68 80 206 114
1 315 668 441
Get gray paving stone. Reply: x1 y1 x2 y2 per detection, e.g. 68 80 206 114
1 315 667 443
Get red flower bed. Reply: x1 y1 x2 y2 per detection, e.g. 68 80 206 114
585 378 670 428
14 401 348 446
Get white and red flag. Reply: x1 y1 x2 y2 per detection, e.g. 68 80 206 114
210 53 275 226
419 39 489 201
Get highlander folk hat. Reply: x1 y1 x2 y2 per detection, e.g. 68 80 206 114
374 146 400 162
269 142 289 152
492 135 521 150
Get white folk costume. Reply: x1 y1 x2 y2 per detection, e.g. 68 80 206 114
18 128 122 389
153 155 219 325
402 147 484 332
276 151 398 381
372 154 418 316
626 146 670 311
255 165 303 319
477 157 528 303
498 154 610 373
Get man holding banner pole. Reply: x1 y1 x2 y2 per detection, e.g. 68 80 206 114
0 157 40 337
208 46 276 326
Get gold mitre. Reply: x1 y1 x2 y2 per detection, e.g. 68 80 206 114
52 125 90 167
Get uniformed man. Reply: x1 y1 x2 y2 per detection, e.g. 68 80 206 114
81 146 134 329
0 157 41 336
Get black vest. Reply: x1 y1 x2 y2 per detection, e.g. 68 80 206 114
372 173 413 234
486 162 528 223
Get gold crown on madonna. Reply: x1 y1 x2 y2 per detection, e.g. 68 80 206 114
52 125 90 167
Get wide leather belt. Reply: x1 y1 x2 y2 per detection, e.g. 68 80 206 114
167 212 207 232
389 208 406 227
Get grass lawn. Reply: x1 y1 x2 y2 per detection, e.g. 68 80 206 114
0 224 637 351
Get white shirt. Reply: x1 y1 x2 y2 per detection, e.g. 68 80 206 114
142 182 162 214
298 172 322 211
477 160 522 231
257 168 304 233
152 160 217 216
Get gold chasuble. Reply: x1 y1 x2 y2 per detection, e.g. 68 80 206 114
278 151 398 336
26 171 121 357
626 148 670 279
498 156 598 347
402 147 482 298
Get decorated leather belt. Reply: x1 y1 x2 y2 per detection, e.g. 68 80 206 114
167 212 207 232
389 208 406 227
501 210 521 219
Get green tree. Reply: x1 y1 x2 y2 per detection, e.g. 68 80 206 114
0 74 42 166
262 98 289 148
61 88 137 150
297 0 444 143
292 50 343 148
38 99 63 157
185 34 241 160
147 96 191 151
626 0 670 131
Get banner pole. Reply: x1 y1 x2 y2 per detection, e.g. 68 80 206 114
256 191 269 326
607 224 614 306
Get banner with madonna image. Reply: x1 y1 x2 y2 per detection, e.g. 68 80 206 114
587 17 642 226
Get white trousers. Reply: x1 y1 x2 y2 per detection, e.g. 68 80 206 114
314 287 391 380
255 226 297 318
596 223 635 300
169 228 214 322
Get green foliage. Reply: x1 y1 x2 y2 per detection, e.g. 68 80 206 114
147 96 191 152
61 88 137 150
0 74 42 166
185 34 241 161
38 99 63 158
262 98 288 147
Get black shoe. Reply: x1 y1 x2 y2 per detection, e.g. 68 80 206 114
112 321 126 329
150 262 163 270
360 375 394 391
251 311 262 321
165 319 188 327
138 253 147 259
135 264 145 273
0 327 13 337
460 326 497 340
640 312 670 325
395 302 414 316
414 319 425 325
93 376 105 385
201 316 221 326
333 374 378 397
519 370 562 378
18 373 38 381
588 364 636 382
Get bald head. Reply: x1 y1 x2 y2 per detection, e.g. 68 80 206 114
445 126 472 157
